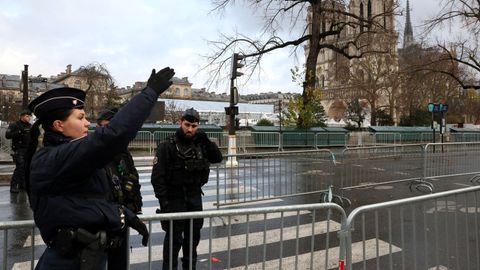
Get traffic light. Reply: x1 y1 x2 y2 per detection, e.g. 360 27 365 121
235 118 240 130
231 53 244 80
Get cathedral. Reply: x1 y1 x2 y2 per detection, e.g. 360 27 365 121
310 0 413 126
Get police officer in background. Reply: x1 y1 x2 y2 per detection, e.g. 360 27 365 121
5 109 32 193
25 67 175 270
151 108 223 270
96 107 143 270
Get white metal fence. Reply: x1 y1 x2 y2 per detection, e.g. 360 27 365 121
0 203 347 270
0 126 12 154
3 186 480 270
213 149 337 208
340 185 480 270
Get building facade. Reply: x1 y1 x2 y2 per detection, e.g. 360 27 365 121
310 0 398 126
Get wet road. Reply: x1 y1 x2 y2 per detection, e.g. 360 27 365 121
0 155 479 269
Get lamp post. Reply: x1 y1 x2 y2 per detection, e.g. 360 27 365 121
278 98 283 151
225 53 243 168
427 102 448 152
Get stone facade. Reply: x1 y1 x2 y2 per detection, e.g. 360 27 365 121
309 0 398 126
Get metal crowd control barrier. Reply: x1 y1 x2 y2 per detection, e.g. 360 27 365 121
0 220 36 270
0 126 12 154
128 131 154 154
411 142 480 192
0 204 346 270
315 133 348 148
373 133 401 145
214 149 337 208
451 132 480 142
419 132 439 143
340 185 480 270
281 132 316 148
252 132 281 150
339 144 425 192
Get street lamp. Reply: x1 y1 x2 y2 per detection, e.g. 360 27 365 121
427 102 448 150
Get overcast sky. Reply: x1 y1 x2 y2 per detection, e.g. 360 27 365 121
0 0 440 95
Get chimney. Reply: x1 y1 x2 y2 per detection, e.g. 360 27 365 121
66 64 72 74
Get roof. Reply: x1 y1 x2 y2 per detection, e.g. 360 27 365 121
369 126 433 132
159 98 274 114
449 127 480 133
251 126 347 132
0 74 21 89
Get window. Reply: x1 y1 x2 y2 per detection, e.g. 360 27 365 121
175 88 180 96
74 80 81 89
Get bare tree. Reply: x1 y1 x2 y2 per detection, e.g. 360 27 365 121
205 0 399 127
76 63 119 118
423 0 480 89
398 44 463 120
327 32 399 126
344 97 367 129
164 100 185 124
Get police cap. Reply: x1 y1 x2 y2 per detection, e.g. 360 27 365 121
19 109 32 116
28 87 85 120
182 108 200 123
97 107 119 122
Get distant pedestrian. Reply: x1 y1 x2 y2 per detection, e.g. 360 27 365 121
151 108 223 270
25 67 175 270
96 107 143 270
5 109 32 193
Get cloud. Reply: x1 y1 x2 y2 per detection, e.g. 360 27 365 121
0 0 441 93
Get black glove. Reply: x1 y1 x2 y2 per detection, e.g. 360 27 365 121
193 131 210 144
147 67 175 95
123 206 149 246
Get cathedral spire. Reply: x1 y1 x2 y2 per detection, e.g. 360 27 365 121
403 0 414 48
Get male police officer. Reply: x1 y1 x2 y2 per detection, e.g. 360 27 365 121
151 108 223 270
96 107 143 270
5 109 32 193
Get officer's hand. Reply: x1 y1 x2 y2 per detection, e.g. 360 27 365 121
147 67 175 95
124 207 149 246
193 131 209 144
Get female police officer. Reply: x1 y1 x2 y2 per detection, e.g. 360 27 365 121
25 67 174 270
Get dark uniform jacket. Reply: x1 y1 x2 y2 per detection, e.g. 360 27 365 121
105 150 143 214
151 130 223 199
5 120 31 151
29 87 158 244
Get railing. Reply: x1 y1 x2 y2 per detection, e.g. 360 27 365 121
0 126 12 155
451 132 480 142
126 131 348 154
4 186 480 270
214 149 337 208
411 142 480 192
340 185 480 270
0 204 346 270
339 144 425 191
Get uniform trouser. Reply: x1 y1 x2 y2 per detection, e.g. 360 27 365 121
35 246 107 270
160 193 203 270
11 148 27 189
107 227 128 270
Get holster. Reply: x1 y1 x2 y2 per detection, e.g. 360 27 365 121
53 228 108 270
77 229 108 270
